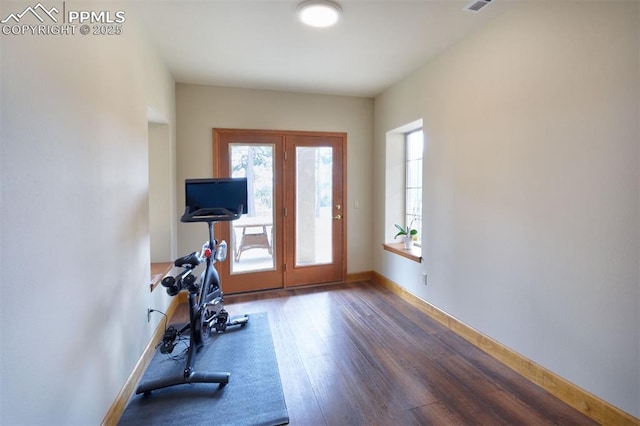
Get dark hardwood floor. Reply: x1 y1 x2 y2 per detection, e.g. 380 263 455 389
172 281 597 425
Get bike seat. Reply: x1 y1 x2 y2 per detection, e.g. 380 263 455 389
174 251 201 268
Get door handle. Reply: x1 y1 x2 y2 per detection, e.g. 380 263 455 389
333 214 342 220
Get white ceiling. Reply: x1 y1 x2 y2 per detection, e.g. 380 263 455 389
132 0 515 98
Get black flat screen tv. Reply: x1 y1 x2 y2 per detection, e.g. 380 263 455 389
183 178 248 218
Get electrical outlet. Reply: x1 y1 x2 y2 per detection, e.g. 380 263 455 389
422 273 428 286
147 308 152 322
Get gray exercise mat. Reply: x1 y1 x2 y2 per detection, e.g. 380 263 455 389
119 312 289 426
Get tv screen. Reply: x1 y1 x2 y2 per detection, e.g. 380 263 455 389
184 178 248 215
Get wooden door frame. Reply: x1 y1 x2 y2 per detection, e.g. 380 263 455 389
283 133 347 287
213 130 284 293
213 128 347 291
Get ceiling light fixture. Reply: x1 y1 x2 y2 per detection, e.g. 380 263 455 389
297 0 342 28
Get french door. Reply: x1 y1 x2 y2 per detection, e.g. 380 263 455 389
213 129 346 293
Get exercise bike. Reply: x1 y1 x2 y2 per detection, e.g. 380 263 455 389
136 178 249 395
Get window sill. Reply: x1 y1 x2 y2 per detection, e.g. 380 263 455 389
150 262 173 292
383 242 422 263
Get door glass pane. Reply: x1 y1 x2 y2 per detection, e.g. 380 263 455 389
229 144 275 274
296 146 332 266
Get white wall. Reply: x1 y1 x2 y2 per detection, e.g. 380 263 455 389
0 2 175 424
374 0 639 417
176 84 374 275
149 122 176 262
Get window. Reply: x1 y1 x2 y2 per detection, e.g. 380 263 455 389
383 119 423 262
405 129 423 245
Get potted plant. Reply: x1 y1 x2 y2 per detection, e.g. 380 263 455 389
394 223 417 249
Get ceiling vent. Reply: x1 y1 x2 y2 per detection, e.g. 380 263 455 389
463 0 493 13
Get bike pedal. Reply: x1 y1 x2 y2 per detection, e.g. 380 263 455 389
160 341 176 354
159 326 178 353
